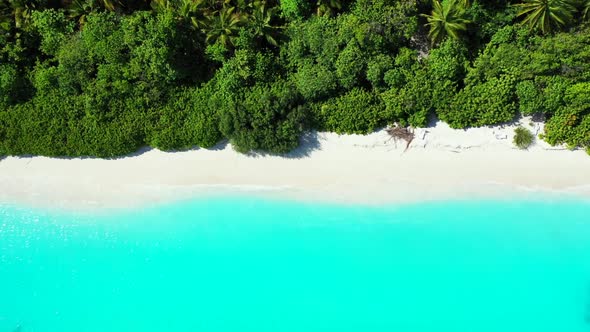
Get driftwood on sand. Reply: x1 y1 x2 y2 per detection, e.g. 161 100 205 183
387 125 415 151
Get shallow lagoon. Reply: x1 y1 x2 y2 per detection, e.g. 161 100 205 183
1 197 590 331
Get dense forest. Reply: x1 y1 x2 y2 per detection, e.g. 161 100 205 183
0 0 589 157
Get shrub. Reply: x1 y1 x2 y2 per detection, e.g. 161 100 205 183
313 88 385 134
543 83 590 149
0 93 147 158
366 54 395 91
516 80 542 116
427 39 468 83
335 40 365 89
149 85 222 151
218 80 309 153
31 10 75 56
382 68 435 128
439 75 517 128
294 62 338 101
513 126 534 149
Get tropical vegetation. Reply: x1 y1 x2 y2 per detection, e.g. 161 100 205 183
513 126 535 149
0 0 589 157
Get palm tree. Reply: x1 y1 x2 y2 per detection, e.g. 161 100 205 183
248 0 280 46
316 0 341 16
67 0 125 25
422 0 470 45
0 0 38 30
67 0 95 26
515 0 576 34
204 4 244 47
99 0 119 11
150 0 210 28
581 0 590 20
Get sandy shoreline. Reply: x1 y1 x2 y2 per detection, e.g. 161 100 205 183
2 119 590 211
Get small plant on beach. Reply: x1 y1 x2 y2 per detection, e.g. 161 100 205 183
513 126 534 149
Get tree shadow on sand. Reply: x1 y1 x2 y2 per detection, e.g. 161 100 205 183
0 133 322 161
243 131 323 160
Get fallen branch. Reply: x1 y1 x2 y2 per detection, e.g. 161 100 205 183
387 125 415 152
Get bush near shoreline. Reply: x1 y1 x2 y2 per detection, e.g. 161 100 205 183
1 0 589 157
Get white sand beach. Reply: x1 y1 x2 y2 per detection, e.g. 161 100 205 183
2 119 590 210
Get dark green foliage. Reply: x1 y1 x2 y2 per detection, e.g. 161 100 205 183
366 54 395 91
351 0 418 47
218 80 309 154
513 126 534 149
313 88 386 134
465 1 517 45
335 40 365 89
1 0 590 158
0 64 20 106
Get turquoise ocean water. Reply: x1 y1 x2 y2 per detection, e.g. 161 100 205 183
1 196 590 332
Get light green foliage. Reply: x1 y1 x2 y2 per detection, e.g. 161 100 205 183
283 6 416 102
524 28 590 81
516 76 570 115
0 92 144 158
516 80 542 115
427 39 468 83
382 68 434 128
31 9 75 56
543 82 590 149
314 88 386 134
150 85 222 151
466 42 527 85
440 75 517 128
279 0 311 21
513 126 534 149
294 62 338 101
379 48 436 128
215 49 280 95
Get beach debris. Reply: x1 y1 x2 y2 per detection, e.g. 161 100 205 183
387 125 415 151
495 133 507 140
